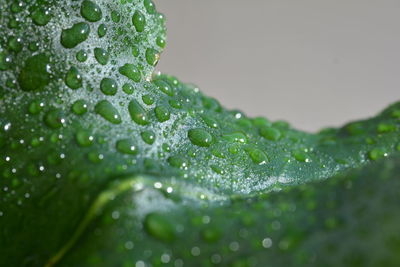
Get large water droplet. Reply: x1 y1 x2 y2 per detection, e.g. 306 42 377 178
188 128 213 147
119 64 141 82
128 100 149 125
94 48 109 65
65 67 83 89
100 78 118 96
81 0 102 22
116 139 138 155
95 100 121 124
132 11 146 32
154 106 170 122
60 22 90 49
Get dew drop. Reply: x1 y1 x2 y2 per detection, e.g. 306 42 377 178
154 79 174 96
60 22 91 49
168 155 188 169
145 48 159 66
141 130 155 145
132 11 146 32
116 139 138 155
100 78 118 96
122 83 134 95
0 52 12 71
368 148 386 160
98 24 107 38
81 0 102 22
259 126 281 141
76 130 94 147
31 7 52 26
154 106 170 122
128 100 149 125
119 64 141 82
248 148 268 165
95 100 122 124
144 213 175 242
188 128 213 147
94 47 109 65
71 100 88 115
44 109 65 129
65 67 83 89
28 100 44 115
144 0 156 14
76 50 88 62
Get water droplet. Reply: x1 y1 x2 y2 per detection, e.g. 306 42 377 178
122 83 134 95
144 213 175 242
368 148 387 160
119 64 141 82
377 123 396 133
116 139 138 155
76 50 88 62
28 100 44 115
142 94 154 105
76 130 94 147
154 106 170 122
169 98 182 109
65 67 83 89
141 130 155 144
0 52 12 71
201 115 218 128
292 150 310 162
44 109 65 129
154 79 174 96
259 126 281 141
88 152 103 163
95 100 121 124
144 0 156 14
168 155 188 169
94 48 109 65
211 165 225 175
156 36 166 48
98 24 107 38
111 11 121 23
8 37 23 53
222 132 247 144
128 100 149 125
132 11 146 32
188 128 213 147
18 54 50 91
100 78 118 95
31 7 52 26
81 0 102 22
60 22 90 49
145 48 159 66
248 148 268 165
71 100 88 115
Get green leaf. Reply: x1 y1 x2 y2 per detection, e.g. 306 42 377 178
0 0 399 266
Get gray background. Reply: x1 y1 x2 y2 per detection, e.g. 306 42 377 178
155 0 400 132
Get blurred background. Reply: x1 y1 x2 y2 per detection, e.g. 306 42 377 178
155 0 400 132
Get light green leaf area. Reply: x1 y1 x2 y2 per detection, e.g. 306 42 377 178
0 0 399 266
